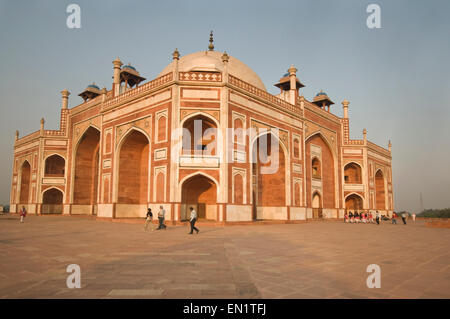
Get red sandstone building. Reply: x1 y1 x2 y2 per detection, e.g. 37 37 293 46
9 38 394 222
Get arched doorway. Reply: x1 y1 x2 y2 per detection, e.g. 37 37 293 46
375 170 386 210
182 115 217 156
181 174 217 221
344 162 362 184
42 188 63 214
312 192 323 219
251 132 286 220
345 194 363 211
45 155 65 176
305 133 336 215
117 130 150 205
73 127 100 214
19 161 31 205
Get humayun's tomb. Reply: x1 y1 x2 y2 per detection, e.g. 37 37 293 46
9 34 393 222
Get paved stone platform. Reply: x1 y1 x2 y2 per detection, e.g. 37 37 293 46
0 214 449 299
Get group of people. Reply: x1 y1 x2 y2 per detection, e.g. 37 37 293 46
144 205 200 235
344 211 380 224
344 210 412 225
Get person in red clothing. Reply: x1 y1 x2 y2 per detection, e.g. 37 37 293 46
392 212 397 224
20 206 27 223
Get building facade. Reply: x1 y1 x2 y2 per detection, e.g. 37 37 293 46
9 39 394 222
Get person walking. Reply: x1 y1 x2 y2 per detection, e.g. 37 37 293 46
344 212 349 223
188 207 199 234
20 206 27 223
375 211 380 225
412 212 416 222
401 212 407 225
392 211 397 224
349 211 354 223
144 208 154 231
157 205 167 230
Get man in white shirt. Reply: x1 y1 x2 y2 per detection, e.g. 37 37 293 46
401 212 407 225
189 207 199 234
157 205 167 230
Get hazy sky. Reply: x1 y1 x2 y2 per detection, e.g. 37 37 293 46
0 0 449 212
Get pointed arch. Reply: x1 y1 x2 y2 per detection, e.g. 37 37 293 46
19 160 31 204
375 169 386 210
44 154 66 176
345 193 364 211
311 190 323 219
72 126 101 207
305 131 337 210
180 172 219 221
305 131 337 159
250 131 290 211
180 111 220 129
42 187 64 214
181 113 219 156
178 171 220 200
115 128 150 204
344 162 362 184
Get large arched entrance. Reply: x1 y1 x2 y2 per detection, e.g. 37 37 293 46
73 127 100 214
312 192 323 219
42 188 63 214
251 132 286 220
117 130 150 205
305 133 336 218
375 170 386 210
181 174 217 221
345 194 363 211
19 161 31 205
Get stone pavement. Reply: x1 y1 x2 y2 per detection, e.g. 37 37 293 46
0 214 449 299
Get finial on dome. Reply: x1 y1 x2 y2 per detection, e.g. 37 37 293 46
208 31 214 51
221 51 229 63
15 130 19 141
172 48 180 60
388 140 392 152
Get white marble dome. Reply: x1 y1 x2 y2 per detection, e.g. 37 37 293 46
158 50 267 91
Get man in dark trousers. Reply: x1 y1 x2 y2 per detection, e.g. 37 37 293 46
189 207 199 234
401 212 407 225
157 206 167 230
